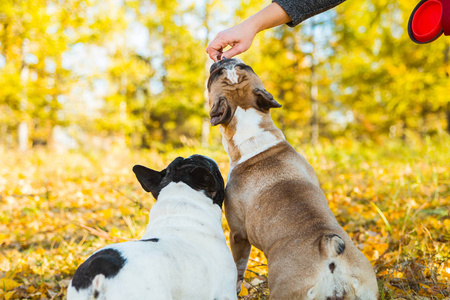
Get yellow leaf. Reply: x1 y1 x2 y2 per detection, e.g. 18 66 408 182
0 278 21 291
119 206 132 215
239 286 249 296
100 209 113 219
443 219 450 228
0 254 11 272
5 291 15 300
373 243 389 254
36 247 46 255
109 227 121 237
393 270 404 279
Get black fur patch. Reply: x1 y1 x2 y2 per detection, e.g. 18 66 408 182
207 68 224 91
329 262 336 273
327 234 346 255
236 63 255 74
71 248 126 291
326 295 344 300
336 239 345 255
141 238 159 242
134 155 225 207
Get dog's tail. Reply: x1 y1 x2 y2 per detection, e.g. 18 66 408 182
66 274 105 300
89 274 105 299
308 233 378 300
319 233 345 258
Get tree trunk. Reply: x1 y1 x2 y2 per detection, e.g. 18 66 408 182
445 44 450 134
18 121 28 151
201 0 212 147
447 102 450 134
310 65 319 146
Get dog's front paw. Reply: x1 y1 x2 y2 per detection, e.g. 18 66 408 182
236 278 243 294
236 281 242 294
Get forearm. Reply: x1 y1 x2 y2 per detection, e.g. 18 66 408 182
244 2 292 34
273 0 346 27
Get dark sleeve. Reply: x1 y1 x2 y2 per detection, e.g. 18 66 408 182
273 0 346 27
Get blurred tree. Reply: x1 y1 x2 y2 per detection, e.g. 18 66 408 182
0 0 448 150
0 0 114 147
332 0 450 140
238 1 339 145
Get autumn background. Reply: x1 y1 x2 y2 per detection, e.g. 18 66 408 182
0 0 449 299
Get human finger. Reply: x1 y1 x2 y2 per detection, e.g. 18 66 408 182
222 43 245 60
206 32 234 61
206 47 223 61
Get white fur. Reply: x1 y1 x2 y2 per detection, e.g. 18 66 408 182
220 126 230 158
306 260 377 299
232 107 264 145
232 107 283 166
226 69 239 84
67 182 237 300
220 126 234 182
223 58 243 84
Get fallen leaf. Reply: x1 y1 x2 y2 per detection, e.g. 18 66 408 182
0 278 21 291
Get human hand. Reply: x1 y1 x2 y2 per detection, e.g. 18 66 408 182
206 3 290 61
206 21 258 62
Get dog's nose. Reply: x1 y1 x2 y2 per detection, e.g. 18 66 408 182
209 58 245 74
326 296 344 300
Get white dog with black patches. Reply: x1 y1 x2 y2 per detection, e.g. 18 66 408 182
67 155 237 300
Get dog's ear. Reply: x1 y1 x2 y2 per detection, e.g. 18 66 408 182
254 88 282 112
190 166 225 207
133 165 165 194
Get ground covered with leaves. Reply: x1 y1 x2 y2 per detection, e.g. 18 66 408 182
0 137 449 299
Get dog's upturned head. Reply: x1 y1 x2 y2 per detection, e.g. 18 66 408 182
133 155 225 207
207 58 281 126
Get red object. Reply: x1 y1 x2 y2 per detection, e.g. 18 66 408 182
443 0 450 35
407 0 450 43
411 0 443 42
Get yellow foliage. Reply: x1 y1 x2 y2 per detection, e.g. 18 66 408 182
0 278 21 292
4 291 15 300
239 286 249 297
0 136 449 299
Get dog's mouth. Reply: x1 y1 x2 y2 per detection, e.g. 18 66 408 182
210 111 224 126
209 98 230 126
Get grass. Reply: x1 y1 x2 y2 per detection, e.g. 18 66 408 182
0 135 449 299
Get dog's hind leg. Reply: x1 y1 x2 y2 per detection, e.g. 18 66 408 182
229 231 251 294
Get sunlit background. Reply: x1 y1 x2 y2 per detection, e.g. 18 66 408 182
1 0 448 150
0 0 449 299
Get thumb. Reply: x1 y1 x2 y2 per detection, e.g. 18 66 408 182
222 44 245 60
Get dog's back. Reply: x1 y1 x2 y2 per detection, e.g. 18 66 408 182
226 142 378 299
68 234 235 300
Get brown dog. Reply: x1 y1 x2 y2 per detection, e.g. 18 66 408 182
207 58 378 300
